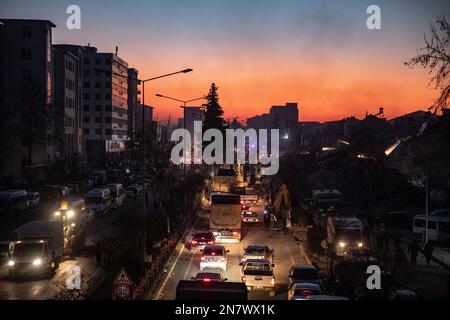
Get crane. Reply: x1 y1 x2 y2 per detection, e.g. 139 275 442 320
272 184 292 229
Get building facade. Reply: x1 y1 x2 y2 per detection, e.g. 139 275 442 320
0 19 56 181
81 46 129 169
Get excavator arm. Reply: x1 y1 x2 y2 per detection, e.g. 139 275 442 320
272 184 292 229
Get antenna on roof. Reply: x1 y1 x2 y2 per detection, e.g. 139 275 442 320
115 46 119 56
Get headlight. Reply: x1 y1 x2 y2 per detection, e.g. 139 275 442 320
8 260 15 267
339 242 346 248
54 211 61 217
358 242 363 248
32 258 42 266
67 210 75 218
71 223 76 227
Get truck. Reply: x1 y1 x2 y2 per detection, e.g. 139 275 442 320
240 259 276 296
309 189 364 256
209 194 241 243
7 221 64 276
230 186 258 207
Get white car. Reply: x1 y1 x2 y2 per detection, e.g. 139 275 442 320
200 245 229 271
288 283 322 300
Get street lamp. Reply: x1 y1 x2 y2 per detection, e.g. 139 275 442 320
155 93 206 218
94 67 193 263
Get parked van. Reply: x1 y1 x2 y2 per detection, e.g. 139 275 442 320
0 190 28 213
107 183 125 209
86 188 111 215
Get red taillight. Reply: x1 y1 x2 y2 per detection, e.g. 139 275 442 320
241 276 246 282
221 257 226 262
203 278 211 282
300 289 313 296
191 240 198 245
200 256 205 261
232 231 239 236
207 241 214 245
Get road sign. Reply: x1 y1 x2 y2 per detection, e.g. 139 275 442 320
115 285 131 299
113 267 133 286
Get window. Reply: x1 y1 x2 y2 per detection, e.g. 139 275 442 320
21 48 32 60
105 105 112 112
95 82 101 89
95 93 101 100
84 81 90 89
83 70 90 77
21 26 32 38
95 117 101 123
105 58 112 65
83 93 90 100
105 81 111 88
95 105 101 112
95 58 101 65
105 94 111 100
83 117 90 123
83 105 89 112
95 128 101 135
105 129 112 135
83 58 90 65
105 117 112 123
84 128 90 135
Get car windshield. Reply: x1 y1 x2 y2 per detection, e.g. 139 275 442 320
246 246 265 255
243 212 257 217
243 262 272 275
292 268 318 280
203 248 224 256
13 243 43 257
195 273 221 281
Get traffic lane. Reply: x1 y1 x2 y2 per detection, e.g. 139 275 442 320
156 205 307 300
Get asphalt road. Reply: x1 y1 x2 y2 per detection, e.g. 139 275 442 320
0 194 145 300
153 205 308 300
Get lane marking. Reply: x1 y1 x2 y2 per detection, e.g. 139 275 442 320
183 248 196 280
155 242 185 300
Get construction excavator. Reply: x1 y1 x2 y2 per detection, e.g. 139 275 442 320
270 184 292 230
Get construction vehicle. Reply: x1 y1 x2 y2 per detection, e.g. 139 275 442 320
209 193 241 243
271 184 292 229
7 221 64 276
309 190 364 257
51 197 89 254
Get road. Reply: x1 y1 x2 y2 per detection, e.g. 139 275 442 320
0 194 145 300
153 204 308 300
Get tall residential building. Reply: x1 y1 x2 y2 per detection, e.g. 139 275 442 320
53 45 83 173
81 46 129 169
0 19 56 180
127 68 139 137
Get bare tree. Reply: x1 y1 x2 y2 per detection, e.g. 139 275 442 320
406 15 450 114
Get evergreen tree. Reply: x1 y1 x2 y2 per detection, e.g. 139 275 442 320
202 83 227 133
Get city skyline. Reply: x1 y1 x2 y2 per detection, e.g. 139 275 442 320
1 0 448 122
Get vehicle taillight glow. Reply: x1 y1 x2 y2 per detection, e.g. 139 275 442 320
242 276 246 282
203 278 211 282
207 241 214 245
300 289 313 296
221 257 226 261
271 278 275 285
191 240 198 245
201 256 205 261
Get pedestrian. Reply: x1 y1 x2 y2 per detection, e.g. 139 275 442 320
409 239 419 265
424 241 434 267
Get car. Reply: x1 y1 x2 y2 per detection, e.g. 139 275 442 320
389 289 422 301
241 259 276 296
191 272 227 282
288 283 322 300
241 211 259 223
241 245 273 263
288 264 321 288
200 245 229 271
26 192 40 209
191 231 215 248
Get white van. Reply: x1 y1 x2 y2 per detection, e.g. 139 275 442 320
413 209 450 242
0 190 28 212
107 183 125 209
86 188 111 215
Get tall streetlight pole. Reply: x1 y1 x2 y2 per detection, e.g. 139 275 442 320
155 94 205 217
95 68 193 264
